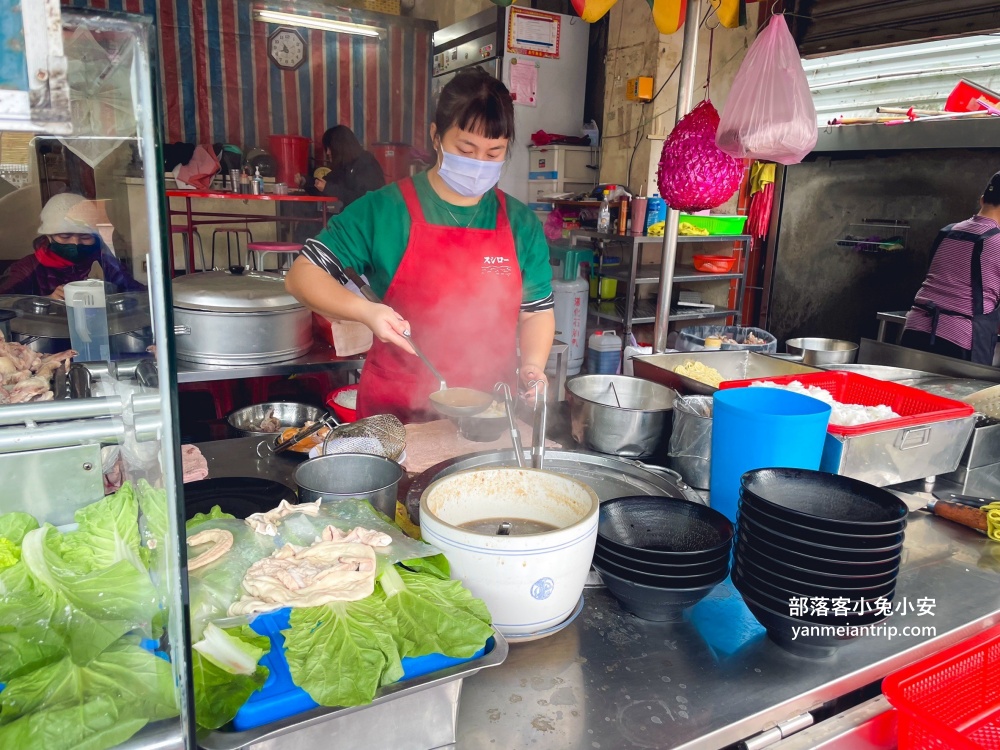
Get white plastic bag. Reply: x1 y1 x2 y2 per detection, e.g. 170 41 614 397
716 15 817 166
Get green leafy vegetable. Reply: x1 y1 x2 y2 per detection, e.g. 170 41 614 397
191 625 269 730
0 538 20 570
0 512 39 545
379 565 493 659
0 638 178 750
136 480 169 572
58 484 145 574
283 598 403 707
399 553 450 580
187 505 235 531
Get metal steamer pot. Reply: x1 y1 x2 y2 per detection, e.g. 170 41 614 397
1 293 152 355
171 270 312 365
566 374 678 459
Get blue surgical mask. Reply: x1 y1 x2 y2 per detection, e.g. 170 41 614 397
437 148 504 198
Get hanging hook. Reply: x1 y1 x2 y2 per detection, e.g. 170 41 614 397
770 0 783 15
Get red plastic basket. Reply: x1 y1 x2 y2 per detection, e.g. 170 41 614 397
325 385 358 423
719 371 974 437
883 624 1000 750
692 254 737 273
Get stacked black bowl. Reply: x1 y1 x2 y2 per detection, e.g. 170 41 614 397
733 468 909 657
593 496 734 622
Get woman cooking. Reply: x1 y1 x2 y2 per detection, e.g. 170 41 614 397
286 68 555 422
901 171 1000 364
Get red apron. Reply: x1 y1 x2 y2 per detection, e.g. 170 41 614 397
356 177 523 422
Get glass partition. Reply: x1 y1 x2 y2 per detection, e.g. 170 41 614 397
0 10 192 750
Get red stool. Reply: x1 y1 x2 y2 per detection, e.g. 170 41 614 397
248 241 302 273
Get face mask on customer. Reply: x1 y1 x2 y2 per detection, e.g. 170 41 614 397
436 147 504 198
49 238 100 264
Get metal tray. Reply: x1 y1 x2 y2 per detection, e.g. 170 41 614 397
198 628 509 750
405 448 704 523
633 351 820 395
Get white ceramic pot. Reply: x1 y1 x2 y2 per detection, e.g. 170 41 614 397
419 468 599 637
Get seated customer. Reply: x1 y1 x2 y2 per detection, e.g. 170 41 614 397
306 125 385 208
0 193 145 299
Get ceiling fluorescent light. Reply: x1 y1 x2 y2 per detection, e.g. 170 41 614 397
253 10 384 38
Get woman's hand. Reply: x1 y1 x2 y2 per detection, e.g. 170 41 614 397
519 363 548 405
360 303 415 355
49 285 66 301
314 178 327 192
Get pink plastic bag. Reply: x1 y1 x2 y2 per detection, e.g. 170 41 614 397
716 16 817 166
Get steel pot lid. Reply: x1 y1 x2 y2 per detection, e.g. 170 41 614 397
2 293 150 337
171 270 304 312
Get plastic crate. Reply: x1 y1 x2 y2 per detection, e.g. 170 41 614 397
719 371 975 437
883 624 1000 750
679 213 748 236
232 608 489 731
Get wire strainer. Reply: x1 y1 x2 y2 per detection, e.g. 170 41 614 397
318 413 407 461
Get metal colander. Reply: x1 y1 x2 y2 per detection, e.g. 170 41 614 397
318 413 407 461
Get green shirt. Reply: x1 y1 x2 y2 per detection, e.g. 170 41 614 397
303 171 553 308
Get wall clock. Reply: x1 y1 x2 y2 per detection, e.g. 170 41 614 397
267 27 306 71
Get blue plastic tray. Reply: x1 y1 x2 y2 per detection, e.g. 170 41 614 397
232 608 488 732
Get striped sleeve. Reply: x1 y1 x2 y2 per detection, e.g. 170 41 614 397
521 293 554 313
301 237 351 286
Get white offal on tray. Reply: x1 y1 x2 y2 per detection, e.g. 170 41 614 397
750 381 900 426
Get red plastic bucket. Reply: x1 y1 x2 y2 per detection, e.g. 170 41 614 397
269 135 310 187
370 143 412 184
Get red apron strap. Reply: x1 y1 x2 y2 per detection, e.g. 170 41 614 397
397 177 425 223
494 189 511 233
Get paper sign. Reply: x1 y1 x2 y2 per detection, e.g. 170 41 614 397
508 59 538 107
507 7 561 59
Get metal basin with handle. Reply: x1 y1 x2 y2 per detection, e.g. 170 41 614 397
566 374 677 459
782 338 859 366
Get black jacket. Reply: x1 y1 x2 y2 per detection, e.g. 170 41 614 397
307 151 386 207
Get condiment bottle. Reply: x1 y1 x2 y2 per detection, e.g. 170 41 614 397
617 197 629 235
597 189 612 234
252 166 264 195
239 169 251 194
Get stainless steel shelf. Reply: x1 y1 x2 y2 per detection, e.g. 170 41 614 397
589 300 739 325
571 229 751 244
604 264 743 285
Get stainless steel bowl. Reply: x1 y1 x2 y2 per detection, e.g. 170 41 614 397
227 402 324 438
566 374 677 458
295 453 403 519
785 338 858 366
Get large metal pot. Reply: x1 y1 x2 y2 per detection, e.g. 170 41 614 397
784 337 858 366
172 270 312 365
294 453 403 519
566 374 677 458
1 293 152 355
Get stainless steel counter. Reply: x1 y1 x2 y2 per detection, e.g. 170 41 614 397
177 343 365 383
193 438 1000 750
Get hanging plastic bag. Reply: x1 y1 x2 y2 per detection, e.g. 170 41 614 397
657 99 744 212
716 15 817 166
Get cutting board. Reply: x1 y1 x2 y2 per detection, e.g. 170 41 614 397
402 418 561 475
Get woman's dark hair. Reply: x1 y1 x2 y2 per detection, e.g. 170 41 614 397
434 67 515 142
322 125 364 170
983 171 1000 207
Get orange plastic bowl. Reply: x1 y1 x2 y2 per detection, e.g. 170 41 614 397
692 255 737 273
325 385 359 423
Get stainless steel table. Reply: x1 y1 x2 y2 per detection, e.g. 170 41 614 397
176 342 365 383
875 310 907 343
455 487 1000 749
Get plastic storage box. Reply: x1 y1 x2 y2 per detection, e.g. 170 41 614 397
678 214 748 235
883 623 1000 750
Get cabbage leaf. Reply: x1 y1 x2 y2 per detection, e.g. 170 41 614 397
191 625 269 730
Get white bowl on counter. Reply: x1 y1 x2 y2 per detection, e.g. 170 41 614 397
419 468 599 637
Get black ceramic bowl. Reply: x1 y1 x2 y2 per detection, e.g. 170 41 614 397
593 548 730 589
741 468 910 534
454 413 508 442
737 512 904 562
737 522 903 570
734 559 897 602
184 477 297 520
738 589 881 658
735 537 902 582
594 561 726 622
595 538 731 576
597 496 734 564
739 496 906 548
733 567 893 627
736 553 898 597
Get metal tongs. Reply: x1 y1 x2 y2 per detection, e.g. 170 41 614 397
270 414 336 454
530 380 548 471
495 382 525 468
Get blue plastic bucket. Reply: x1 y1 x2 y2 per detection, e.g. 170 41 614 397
709 388 831 523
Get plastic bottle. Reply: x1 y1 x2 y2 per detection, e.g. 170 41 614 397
239 168 251 194
582 119 600 147
597 189 612 234
550 259 589 376
252 166 264 195
587 330 622 375
644 193 665 234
